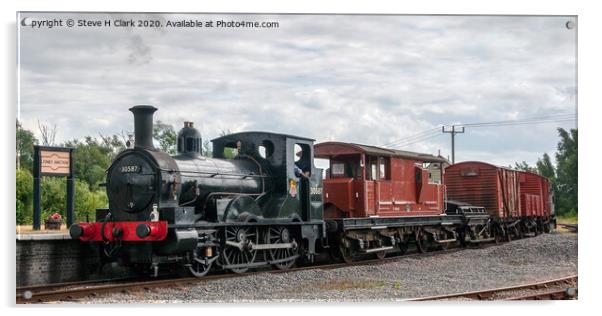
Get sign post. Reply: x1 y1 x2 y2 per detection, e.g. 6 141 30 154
32 146 74 230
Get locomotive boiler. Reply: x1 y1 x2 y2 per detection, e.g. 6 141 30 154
70 105 325 276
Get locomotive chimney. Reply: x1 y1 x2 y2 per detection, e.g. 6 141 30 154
129 105 157 150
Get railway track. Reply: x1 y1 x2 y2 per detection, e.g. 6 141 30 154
558 223 578 233
408 275 578 301
17 242 480 304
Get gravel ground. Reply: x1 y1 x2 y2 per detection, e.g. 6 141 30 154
77 232 577 303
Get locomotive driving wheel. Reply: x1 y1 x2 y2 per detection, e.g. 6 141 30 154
222 226 258 274
265 226 298 270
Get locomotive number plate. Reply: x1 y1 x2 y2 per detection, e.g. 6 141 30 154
120 165 141 173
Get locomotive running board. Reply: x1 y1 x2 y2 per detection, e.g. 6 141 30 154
251 242 297 250
225 240 297 251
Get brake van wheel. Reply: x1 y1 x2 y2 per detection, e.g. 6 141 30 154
415 230 429 253
397 241 409 256
438 239 449 251
339 243 357 264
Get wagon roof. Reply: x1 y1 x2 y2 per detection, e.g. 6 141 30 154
447 161 548 179
315 141 448 163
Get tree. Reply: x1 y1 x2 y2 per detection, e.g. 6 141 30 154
218 130 238 159
509 129 576 217
16 168 33 224
202 139 212 157
38 176 107 223
99 133 126 159
555 128 578 216
153 121 177 154
513 161 537 173
536 153 556 180
37 120 57 146
16 121 38 171
64 137 116 190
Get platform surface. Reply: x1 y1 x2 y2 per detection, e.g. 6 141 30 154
16 233 72 241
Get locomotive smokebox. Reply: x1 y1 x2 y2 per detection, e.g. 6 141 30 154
129 105 157 150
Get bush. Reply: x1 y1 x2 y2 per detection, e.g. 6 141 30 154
15 170 109 225
74 180 108 222
16 168 33 225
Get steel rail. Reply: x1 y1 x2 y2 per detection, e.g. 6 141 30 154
558 223 578 233
505 288 578 300
18 242 481 304
407 275 577 301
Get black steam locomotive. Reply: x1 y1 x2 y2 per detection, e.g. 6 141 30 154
70 105 325 276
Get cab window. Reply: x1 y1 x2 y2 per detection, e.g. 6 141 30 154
329 160 358 178
379 157 390 180
366 156 378 180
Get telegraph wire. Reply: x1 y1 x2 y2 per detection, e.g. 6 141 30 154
381 113 576 149
380 127 440 147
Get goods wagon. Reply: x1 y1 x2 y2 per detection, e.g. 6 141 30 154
445 161 555 239
444 161 520 219
518 171 552 218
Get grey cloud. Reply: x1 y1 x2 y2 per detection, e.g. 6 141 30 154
127 35 153 65
18 13 576 166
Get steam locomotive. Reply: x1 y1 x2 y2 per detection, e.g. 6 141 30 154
70 105 555 277
70 105 325 276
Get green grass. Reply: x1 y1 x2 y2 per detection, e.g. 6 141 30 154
556 214 578 225
315 280 387 291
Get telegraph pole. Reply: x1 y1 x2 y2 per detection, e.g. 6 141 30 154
442 125 465 164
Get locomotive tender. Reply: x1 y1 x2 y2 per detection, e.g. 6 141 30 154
70 105 554 276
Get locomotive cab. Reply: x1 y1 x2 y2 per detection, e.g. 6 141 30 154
211 132 324 222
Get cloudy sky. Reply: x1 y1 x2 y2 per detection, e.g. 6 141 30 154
17 13 576 166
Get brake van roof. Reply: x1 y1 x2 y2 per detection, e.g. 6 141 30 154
315 141 448 163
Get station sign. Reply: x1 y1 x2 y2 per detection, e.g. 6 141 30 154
32 145 75 230
40 149 71 176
